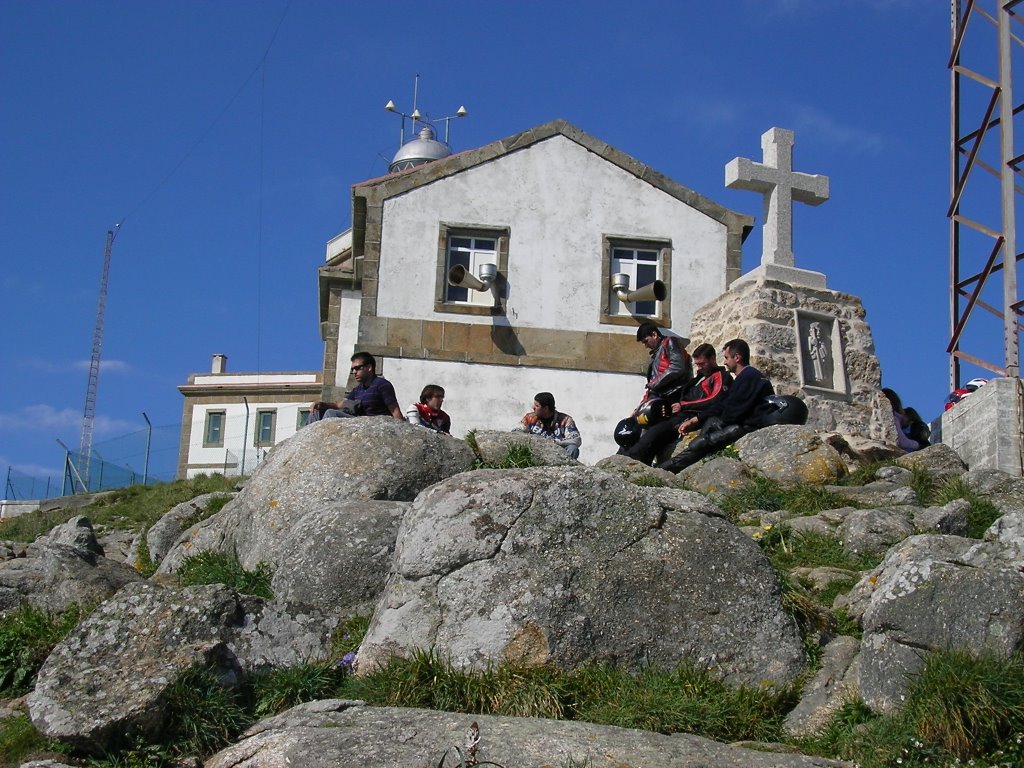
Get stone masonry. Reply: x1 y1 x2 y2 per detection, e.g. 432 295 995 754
688 276 894 445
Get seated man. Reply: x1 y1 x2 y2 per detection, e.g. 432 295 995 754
308 351 404 422
636 322 692 404
656 338 774 473
623 343 731 466
514 392 582 459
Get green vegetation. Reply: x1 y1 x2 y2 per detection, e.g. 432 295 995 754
0 474 238 543
804 649 1024 768
756 526 880 574
628 475 668 488
930 476 1003 538
177 550 274 599
465 431 540 469
0 603 92 697
340 650 797 742
0 711 69 768
835 459 897 487
717 476 858 522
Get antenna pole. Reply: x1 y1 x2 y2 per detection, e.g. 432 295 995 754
77 224 120 491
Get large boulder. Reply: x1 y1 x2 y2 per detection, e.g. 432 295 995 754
895 443 968 481
27 581 334 753
0 519 143 617
837 529 1024 714
357 466 806 687
206 700 851 768
270 499 408 618
677 455 753 496
157 418 474 576
736 426 847 485
783 635 861 738
963 469 1024 515
591 454 688 489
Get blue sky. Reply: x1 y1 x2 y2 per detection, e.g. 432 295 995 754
1 0 1016 486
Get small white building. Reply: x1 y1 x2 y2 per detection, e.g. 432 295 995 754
317 119 753 460
176 354 321 478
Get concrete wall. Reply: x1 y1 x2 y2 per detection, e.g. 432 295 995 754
0 499 40 519
941 376 1024 476
381 356 646 463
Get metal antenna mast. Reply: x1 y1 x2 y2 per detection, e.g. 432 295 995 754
77 224 120 491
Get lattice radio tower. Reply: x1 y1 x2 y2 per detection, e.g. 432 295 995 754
948 0 1023 389
76 224 120 491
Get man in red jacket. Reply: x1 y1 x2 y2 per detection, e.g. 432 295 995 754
623 343 731 465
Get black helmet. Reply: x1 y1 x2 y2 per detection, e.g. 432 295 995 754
636 398 670 427
759 395 809 426
614 416 642 448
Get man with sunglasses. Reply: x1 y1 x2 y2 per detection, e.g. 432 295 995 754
309 351 404 421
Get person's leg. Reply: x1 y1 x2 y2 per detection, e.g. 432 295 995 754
624 419 681 465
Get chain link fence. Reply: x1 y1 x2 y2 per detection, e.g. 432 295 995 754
4 424 182 500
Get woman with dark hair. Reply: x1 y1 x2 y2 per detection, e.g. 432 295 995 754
882 388 926 451
406 384 451 434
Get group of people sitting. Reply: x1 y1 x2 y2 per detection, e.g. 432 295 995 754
310 331 921 466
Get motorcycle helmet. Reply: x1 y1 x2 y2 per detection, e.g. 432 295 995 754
614 417 642 448
636 398 670 427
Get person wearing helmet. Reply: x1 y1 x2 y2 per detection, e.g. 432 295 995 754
623 343 732 465
656 339 774 473
514 392 582 459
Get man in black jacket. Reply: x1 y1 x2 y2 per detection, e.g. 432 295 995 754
656 338 774 473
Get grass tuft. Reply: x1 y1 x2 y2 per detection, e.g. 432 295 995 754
0 602 92 697
931 476 1002 538
177 550 274 599
162 664 252 757
717 476 858 522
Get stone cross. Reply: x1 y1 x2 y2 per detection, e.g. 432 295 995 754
725 127 829 269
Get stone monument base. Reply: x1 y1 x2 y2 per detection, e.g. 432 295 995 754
731 263 827 290
689 276 895 445
941 376 1024 477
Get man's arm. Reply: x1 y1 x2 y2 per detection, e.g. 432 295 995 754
388 402 404 420
554 415 582 448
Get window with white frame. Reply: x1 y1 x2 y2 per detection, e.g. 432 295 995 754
600 236 672 326
254 410 276 447
203 411 225 448
435 224 509 316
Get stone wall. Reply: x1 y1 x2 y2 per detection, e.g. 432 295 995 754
688 277 894 444
941 376 1024 476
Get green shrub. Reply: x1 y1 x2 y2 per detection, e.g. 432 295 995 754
0 603 91 697
332 615 370 657
836 460 897 487
465 430 540 469
177 551 273 599
629 475 667 488
757 527 880 574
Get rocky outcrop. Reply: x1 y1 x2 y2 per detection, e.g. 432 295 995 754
27 581 335 753
357 466 806 687
128 491 235 568
0 518 143 617
783 636 860 738
835 525 1024 715
736 426 848 485
157 418 474 576
592 454 689 488
678 455 753 496
205 700 851 768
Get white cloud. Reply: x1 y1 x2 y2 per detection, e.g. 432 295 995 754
0 456 64 480
791 105 886 154
72 359 134 374
0 405 138 435
21 358 133 375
